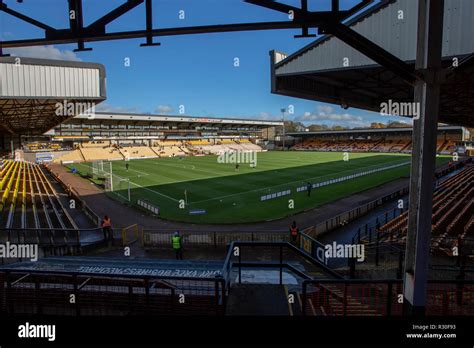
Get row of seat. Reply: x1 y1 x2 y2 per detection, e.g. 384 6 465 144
377 163 474 256
52 139 258 162
152 146 187 157
190 142 263 155
79 147 124 162
120 146 157 159
0 160 76 230
293 137 455 154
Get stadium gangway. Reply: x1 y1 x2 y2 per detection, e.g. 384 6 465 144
221 241 343 292
26 162 40 229
39 167 79 229
34 165 68 230
30 163 54 229
21 162 27 229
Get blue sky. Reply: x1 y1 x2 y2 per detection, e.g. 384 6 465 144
1 0 411 127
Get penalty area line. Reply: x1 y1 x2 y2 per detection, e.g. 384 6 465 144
128 181 179 203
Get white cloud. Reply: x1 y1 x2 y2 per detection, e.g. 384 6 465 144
155 105 173 114
295 105 363 123
5 45 81 61
317 105 334 115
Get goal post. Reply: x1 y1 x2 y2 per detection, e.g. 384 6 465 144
103 163 131 202
107 175 131 202
91 160 108 179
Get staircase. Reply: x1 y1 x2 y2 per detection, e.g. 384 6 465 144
226 284 290 316
78 147 86 161
150 147 161 157
400 141 412 152
311 284 380 316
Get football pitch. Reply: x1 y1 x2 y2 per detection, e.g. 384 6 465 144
68 152 450 224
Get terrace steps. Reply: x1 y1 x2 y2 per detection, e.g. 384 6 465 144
225 284 290 316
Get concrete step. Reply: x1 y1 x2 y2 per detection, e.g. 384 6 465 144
226 284 290 316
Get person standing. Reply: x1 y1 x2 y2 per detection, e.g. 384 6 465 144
289 221 299 244
306 182 312 197
102 215 113 243
172 231 183 260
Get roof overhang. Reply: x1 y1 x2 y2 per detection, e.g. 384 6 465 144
0 57 106 135
69 112 283 128
287 125 465 137
270 0 474 127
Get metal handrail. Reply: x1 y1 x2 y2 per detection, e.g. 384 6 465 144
301 278 474 315
221 241 344 288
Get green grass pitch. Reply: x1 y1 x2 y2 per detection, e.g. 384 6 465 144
68 152 450 224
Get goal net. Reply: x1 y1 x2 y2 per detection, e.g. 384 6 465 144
92 160 107 177
103 166 131 202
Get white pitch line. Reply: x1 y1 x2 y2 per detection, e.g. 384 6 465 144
128 181 179 202
127 168 150 176
74 162 177 202
153 161 226 177
192 159 410 204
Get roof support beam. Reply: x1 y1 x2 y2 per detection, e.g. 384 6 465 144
320 21 419 85
87 0 144 33
140 0 161 47
68 0 91 52
403 0 445 316
0 0 374 49
1 21 312 48
0 2 55 31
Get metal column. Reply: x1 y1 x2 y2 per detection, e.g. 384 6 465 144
403 0 444 316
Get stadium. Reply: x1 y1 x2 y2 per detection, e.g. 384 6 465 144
0 0 474 345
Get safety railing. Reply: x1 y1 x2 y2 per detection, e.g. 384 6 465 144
301 279 474 316
221 241 343 292
0 227 105 260
45 166 102 227
142 229 290 249
303 187 410 239
0 269 225 316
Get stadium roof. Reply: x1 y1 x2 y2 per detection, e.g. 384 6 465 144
0 57 106 135
70 112 283 127
270 0 474 127
287 125 465 137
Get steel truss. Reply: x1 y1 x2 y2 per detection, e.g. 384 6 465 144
1 0 419 85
